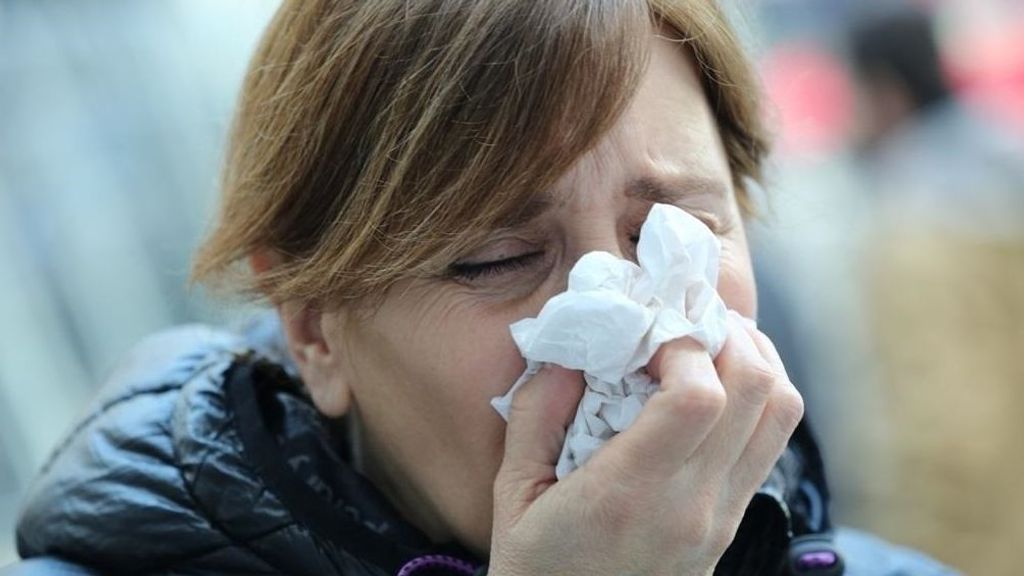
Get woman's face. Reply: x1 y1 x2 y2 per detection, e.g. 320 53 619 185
286 32 757 554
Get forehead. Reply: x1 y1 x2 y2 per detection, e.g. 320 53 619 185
592 34 729 179
402 26 740 280
521 34 732 221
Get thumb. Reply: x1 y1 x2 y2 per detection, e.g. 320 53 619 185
495 364 583 511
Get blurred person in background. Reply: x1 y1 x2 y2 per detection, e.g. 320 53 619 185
847 6 1024 575
850 5 1024 237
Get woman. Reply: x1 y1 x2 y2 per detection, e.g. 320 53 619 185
11 1 954 575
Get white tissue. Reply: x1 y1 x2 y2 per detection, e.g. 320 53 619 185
490 203 729 478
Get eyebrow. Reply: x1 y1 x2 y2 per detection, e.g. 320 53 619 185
497 174 728 231
624 175 729 205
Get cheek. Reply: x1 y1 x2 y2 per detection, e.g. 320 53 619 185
422 297 530 400
716 236 757 318
343 295 529 549
406 301 531 510
380 294 529 449
346 288 527 447
443 322 525 465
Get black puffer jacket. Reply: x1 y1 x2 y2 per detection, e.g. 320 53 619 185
10 317 956 575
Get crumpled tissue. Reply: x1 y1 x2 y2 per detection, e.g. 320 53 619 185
491 203 729 478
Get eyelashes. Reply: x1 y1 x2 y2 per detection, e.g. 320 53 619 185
448 235 642 282
448 251 545 281
444 210 729 284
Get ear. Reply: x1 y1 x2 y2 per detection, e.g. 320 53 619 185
250 252 353 417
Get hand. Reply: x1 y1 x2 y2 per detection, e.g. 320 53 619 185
488 311 804 575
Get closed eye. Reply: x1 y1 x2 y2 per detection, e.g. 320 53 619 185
448 251 545 281
447 228 644 282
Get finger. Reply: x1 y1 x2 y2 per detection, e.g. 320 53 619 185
591 337 724 481
727 333 804 502
495 364 584 512
692 311 777 472
740 317 790 380
728 384 804 497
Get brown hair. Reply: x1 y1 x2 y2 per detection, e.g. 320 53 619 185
193 0 768 306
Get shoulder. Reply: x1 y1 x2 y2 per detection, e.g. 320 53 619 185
15 316 292 573
21 322 250 503
836 528 961 576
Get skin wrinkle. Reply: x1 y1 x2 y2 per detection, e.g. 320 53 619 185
447 153 736 282
286 31 759 558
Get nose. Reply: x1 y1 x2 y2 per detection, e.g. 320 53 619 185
566 219 637 264
524 212 642 309
532 218 637 305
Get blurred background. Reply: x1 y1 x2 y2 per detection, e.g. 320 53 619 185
0 0 1021 573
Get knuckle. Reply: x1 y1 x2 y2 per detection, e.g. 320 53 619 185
772 384 805 431
663 504 714 551
735 361 777 404
507 390 532 419
492 462 529 502
691 384 728 417
656 383 727 422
